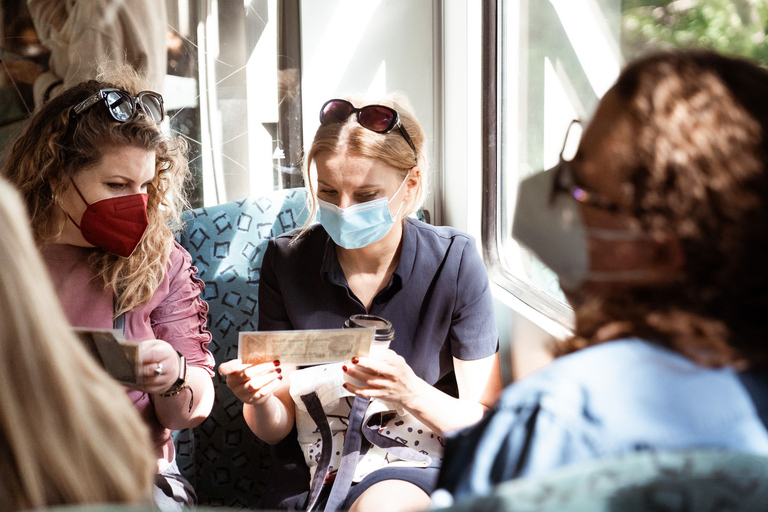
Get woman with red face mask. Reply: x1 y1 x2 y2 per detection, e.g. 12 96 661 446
3 67 215 511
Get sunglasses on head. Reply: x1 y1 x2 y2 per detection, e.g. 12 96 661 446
72 88 165 123
319 99 418 160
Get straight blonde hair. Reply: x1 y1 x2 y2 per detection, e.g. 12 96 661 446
0 177 156 510
301 92 429 233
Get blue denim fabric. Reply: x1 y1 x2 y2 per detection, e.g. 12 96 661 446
438 339 768 500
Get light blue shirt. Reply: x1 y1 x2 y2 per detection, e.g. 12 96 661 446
439 339 768 498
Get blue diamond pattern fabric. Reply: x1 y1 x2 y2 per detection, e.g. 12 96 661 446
176 188 310 508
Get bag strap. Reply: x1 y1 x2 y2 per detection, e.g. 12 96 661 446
324 395 371 512
113 295 126 334
301 392 335 512
362 414 433 466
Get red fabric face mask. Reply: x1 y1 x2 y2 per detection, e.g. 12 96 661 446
66 179 149 258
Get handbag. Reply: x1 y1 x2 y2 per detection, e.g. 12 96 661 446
290 364 444 511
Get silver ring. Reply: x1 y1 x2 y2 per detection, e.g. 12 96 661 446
154 363 163 376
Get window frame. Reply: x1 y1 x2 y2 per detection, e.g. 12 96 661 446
480 0 574 329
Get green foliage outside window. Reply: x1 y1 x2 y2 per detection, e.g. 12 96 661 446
622 0 768 62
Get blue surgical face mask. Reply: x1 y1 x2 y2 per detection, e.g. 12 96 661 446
317 178 408 249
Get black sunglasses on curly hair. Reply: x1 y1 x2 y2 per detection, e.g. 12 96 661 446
319 98 418 160
72 88 164 124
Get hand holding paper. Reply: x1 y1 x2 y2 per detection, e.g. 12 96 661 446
238 329 374 366
74 328 141 388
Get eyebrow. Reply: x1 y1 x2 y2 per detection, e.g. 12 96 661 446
108 174 155 184
317 179 381 190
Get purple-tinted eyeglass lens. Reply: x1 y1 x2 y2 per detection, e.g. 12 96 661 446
321 101 353 124
359 106 396 132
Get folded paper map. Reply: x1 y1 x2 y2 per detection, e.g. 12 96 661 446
74 328 141 388
239 328 374 365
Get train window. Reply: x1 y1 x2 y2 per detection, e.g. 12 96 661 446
168 0 304 208
486 0 768 327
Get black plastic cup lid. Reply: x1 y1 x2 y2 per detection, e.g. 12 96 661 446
344 314 394 339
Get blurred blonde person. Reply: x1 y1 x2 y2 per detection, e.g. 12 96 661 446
0 176 155 510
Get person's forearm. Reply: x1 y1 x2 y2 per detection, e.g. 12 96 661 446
153 367 214 430
243 393 295 445
401 378 489 435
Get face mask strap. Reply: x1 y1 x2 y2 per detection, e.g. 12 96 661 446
69 177 90 206
62 177 92 229
388 171 413 220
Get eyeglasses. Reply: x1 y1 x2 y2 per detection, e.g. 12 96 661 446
72 88 165 123
319 99 418 160
551 120 621 213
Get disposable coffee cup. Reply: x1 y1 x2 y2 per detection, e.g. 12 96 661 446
342 314 394 388
343 314 394 357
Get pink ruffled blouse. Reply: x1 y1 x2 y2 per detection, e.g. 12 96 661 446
41 241 215 467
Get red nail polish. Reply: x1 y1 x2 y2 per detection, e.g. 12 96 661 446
342 365 348 372
342 383 348 389
278 374 283 380
273 360 280 366
351 357 359 365
276 367 282 374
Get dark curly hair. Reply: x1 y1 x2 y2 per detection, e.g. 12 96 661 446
559 51 768 368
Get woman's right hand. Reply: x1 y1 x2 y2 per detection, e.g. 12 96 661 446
219 359 282 405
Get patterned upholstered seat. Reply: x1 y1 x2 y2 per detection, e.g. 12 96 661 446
176 188 310 508
435 449 768 512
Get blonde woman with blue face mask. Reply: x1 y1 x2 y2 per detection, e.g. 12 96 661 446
220 94 502 511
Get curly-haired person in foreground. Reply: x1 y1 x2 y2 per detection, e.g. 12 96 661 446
3 67 215 510
438 50 768 500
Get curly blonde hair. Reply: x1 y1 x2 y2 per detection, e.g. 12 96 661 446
300 92 429 234
3 69 189 316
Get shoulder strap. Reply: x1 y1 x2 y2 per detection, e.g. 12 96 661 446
300 392 335 512
324 395 371 512
112 295 126 334
739 368 768 431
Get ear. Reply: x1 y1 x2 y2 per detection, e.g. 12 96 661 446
403 166 421 201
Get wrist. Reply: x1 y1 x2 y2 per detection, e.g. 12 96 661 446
158 351 188 396
399 375 431 411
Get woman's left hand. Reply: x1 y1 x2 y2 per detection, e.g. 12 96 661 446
342 349 428 409
138 339 183 394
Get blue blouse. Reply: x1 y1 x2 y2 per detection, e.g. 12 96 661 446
438 339 768 499
259 217 499 386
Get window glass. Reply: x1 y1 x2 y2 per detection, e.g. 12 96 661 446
496 0 768 325
167 0 304 207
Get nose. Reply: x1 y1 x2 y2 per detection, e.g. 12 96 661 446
129 182 149 195
337 194 355 209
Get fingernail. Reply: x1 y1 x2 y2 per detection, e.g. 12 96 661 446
276 367 282 374
351 357 359 365
342 383 348 389
342 365 348 372
278 374 283 380
273 360 280 366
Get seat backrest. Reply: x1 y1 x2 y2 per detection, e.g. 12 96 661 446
176 188 310 508
435 449 768 512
